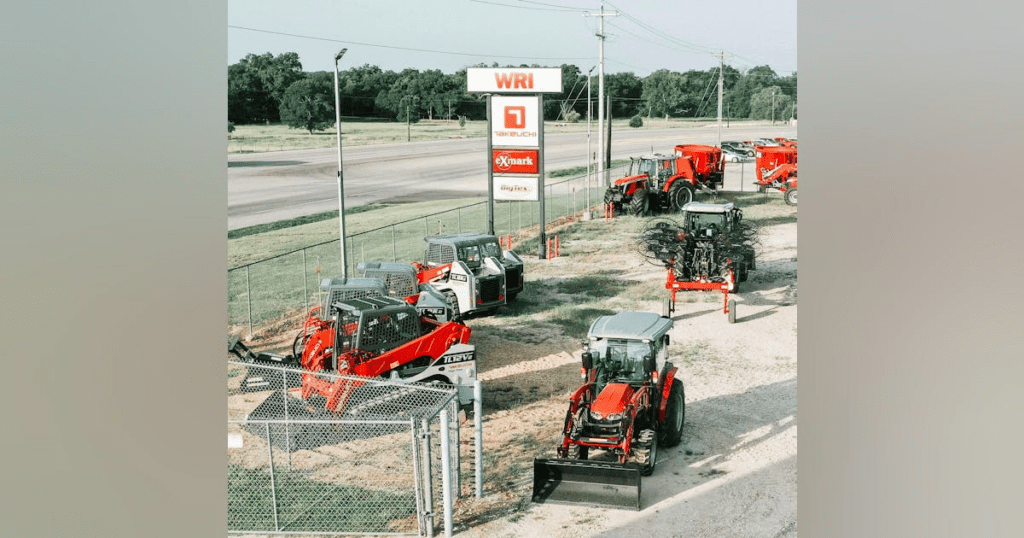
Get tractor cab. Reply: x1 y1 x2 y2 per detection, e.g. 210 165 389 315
626 154 676 190
680 202 743 238
584 311 673 389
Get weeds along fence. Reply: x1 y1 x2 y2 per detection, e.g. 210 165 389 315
228 172 610 337
228 361 467 537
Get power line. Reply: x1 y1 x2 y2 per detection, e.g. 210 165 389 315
468 0 582 12
229 25 589 61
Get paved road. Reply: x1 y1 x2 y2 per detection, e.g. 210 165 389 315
228 123 797 230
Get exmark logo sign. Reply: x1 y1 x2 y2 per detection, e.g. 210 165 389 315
492 149 539 174
491 96 537 147
466 68 562 93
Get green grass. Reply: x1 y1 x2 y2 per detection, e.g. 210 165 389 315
228 118 755 154
228 464 415 533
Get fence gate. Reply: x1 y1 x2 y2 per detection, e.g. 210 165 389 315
228 361 462 536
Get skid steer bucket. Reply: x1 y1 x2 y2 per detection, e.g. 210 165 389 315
531 459 642 511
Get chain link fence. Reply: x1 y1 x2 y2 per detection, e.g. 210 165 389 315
228 361 466 536
228 173 607 337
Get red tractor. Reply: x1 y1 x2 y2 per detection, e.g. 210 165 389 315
229 295 477 428
532 311 685 510
603 144 724 217
754 145 798 205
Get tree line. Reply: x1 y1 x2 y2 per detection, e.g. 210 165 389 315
228 52 797 133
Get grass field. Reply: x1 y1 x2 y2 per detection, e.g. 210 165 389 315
228 117 747 153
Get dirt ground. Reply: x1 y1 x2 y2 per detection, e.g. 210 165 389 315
231 203 797 538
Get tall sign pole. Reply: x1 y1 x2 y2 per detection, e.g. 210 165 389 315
468 68 562 259
333 48 348 278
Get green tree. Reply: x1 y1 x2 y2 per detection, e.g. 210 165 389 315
279 72 336 134
604 72 643 118
641 69 689 118
724 65 777 119
749 86 793 122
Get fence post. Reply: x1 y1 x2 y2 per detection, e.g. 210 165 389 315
458 206 462 233
440 409 453 538
740 161 744 192
283 369 291 469
411 419 426 533
474 380 483 498
424 217 429 238
421 418 435 538
392 226 397 262
301 249 308 313
265 423 280 532
245 266 253 338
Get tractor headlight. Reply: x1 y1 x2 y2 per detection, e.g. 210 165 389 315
590 410 603 420
606 413 623 422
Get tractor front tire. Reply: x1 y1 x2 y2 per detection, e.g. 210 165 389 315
634 429 658 476
567 443 589 460
785 188 798 206
629 190 650 217
669 182 694 211
659 379 685 447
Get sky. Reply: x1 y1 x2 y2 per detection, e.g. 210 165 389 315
228 0 797 77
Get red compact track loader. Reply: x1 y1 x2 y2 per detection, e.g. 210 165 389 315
532 312 685 510
754 145 798 205
229 295 477 425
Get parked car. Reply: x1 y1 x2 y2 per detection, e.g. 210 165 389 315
753 138 780 147
721 147 749 163
721 141 754 156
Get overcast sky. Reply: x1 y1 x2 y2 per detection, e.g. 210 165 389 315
228 0 797 77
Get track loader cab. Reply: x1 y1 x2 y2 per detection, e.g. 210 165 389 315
355 262 455 322
421 233 514 317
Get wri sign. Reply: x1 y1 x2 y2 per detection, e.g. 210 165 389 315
466 68 563 93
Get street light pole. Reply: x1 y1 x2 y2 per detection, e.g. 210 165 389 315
772 89 776 126
584 66 595 220
333 48 349 279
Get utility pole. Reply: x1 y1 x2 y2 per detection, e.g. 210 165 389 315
772 89 776 126
585 1 618 188
713 51 732 147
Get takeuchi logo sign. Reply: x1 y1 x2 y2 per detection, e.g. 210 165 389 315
492 150 539 174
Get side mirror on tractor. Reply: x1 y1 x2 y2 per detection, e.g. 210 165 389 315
581 352 593 370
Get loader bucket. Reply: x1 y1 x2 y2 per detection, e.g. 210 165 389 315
531 459 642 511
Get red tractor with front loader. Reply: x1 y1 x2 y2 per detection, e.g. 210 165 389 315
229 295 477 446
532 311 685 510
604 144 725 217
754 145 798 205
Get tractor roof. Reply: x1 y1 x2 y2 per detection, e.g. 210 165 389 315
587 312 673 342
681 202 735 214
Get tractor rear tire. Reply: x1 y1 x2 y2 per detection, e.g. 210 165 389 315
669 183 694 211
728 299 737 324
443 290 461 322
659 379 685 447
629 190 650 217
634 429 658 476
292 330 307 358
785 188 797 206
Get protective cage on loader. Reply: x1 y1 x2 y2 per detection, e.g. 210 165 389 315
228 295 477 450
351 262 455 322
532 312 685 510
414 232 525 319
754 145 798 205
604 145 724 217
637 202 758 323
